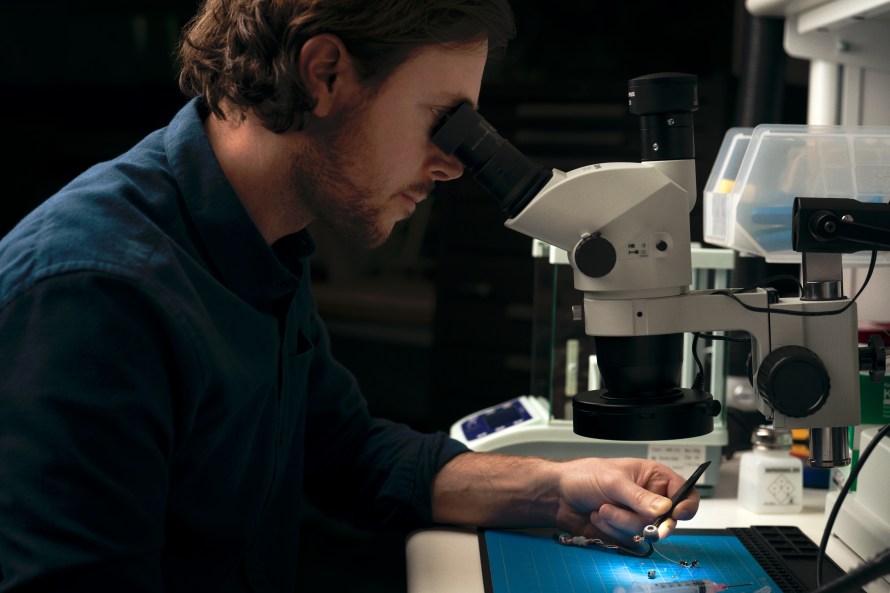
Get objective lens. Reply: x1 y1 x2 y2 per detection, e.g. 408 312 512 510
431 102 552 218
594 334 683 397
574 333 721 440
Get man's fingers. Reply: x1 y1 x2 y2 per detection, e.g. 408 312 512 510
609 480 672 518
672 498 698 521
590 504 650 541
656 517 677 540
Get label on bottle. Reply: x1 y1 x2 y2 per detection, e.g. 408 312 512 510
759 466 801 506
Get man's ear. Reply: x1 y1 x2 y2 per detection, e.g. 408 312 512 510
299 34 356 119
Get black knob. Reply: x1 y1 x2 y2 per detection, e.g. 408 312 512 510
574 233 616 278
859 334 886 382
756 345 830 418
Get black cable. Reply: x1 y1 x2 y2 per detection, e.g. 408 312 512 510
713 251 877 318
733 273 804 294
766 295 773 354
815 422 890 588
689 332 753 391
691 332 751 343
810 547 890 593
691 333 705 390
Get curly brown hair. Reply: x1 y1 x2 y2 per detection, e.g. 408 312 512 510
178 0 515 133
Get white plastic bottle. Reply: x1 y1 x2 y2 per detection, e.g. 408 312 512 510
737 425 803 513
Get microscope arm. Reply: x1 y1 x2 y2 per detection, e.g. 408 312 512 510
582 290 861 425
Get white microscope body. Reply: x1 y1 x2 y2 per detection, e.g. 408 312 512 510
433 73 874 467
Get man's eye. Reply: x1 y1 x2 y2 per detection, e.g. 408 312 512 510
430 109 450 134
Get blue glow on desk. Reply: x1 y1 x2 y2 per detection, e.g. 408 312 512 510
483 530 781 593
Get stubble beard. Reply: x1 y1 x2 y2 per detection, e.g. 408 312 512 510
290 105 397 249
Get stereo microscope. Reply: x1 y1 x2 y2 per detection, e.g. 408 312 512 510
433 73 888 468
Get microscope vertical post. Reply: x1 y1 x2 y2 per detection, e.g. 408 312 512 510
801 251 852 467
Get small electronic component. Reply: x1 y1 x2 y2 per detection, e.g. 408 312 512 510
555 533 619 551
554 531 653 558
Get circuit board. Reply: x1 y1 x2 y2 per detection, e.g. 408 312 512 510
481 528 782 593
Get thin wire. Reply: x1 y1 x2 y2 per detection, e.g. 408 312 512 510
651 546 701 580
691 334 705 390
691 332 751 343
734 273 804 294
652 546 682 568
713 250 878 318
766 295 773 354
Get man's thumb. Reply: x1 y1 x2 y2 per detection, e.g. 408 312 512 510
642 490 671 517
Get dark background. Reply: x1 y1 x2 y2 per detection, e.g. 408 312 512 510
1 1 808 591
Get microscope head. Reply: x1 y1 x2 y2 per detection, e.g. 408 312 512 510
433 74 722 441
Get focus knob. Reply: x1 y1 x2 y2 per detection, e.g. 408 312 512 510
756 345 830 418
574 233 616 278
859 334 886 382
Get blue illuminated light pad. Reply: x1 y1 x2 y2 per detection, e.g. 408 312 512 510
461 399 533 441
481 529 782 593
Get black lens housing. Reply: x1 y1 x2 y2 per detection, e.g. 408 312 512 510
431 103 552 218
595 334 683 396
573 333 721 441
628 72 698 162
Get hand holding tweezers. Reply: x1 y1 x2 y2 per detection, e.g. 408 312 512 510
641 460 711 542
553 459 711 558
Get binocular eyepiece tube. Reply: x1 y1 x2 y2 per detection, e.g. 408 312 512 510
431 103 552 219
431 73 698 220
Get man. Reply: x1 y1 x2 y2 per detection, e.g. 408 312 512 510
0 1 700 591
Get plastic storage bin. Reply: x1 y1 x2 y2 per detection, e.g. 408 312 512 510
703 124 890 264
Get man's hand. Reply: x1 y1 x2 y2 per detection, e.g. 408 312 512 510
432 453 700 544
553 457 699 544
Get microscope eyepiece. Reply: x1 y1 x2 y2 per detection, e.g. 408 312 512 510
627 72 698 162
431 102 552 218
627 72 698 115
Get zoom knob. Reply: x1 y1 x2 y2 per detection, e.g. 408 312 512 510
756 345 830 418
574 233 616 278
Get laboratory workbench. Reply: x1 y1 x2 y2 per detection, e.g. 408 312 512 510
405 454 889 593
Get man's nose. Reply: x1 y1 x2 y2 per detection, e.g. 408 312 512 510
429 151 464 182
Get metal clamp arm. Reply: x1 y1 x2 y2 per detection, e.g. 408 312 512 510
793 197 890 252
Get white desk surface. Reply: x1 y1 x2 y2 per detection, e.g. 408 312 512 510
406 455 889 593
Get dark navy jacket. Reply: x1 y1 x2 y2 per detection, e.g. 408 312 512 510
0 98 468 592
